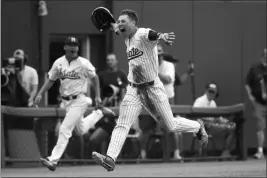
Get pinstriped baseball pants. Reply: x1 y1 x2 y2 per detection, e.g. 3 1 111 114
107 77 201 161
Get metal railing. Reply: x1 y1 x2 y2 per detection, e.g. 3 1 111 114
1 103 247 168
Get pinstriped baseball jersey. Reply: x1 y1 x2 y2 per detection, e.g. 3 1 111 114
48 56 96 97
126 28 159 84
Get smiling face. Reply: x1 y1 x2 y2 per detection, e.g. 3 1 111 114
117 9 138 38
117 14 135 38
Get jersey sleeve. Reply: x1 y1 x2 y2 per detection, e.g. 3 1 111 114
48 62 59 81
138 28 158 47
83 59 96 78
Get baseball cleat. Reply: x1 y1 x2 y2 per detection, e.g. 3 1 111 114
40 157 56 171
196 119 209 149
97 106 116 117
92 152 115 172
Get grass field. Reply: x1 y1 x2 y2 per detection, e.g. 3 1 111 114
1 159 266 177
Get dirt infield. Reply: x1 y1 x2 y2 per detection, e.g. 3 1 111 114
1 159 266 177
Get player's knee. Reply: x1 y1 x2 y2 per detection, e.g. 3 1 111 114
75 129 86 136
76 125 89 136
59 124 73 138
115 123 131 132
164 124 176 133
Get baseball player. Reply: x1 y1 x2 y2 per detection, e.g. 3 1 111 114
92 9 208 172
34 37 115 171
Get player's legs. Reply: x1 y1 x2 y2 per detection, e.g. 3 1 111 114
48 104 87 164
168 97 182 159
106 90 143 161
75 109 104 135
254 102 266 159
141 81 201 133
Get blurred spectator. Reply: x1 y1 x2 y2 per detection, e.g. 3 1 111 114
1 49 38 107
245 48 266 159
87 53 127 156
1 57 19 105
193 82 236 157
98 53 128 106
139 44 193 160
158 44 181 160
158 44 176 102
14 49 38 131
2 49 38 130
13 49 39 107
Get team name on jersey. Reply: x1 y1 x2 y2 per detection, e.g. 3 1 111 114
127 47 144 61
59 68 81 80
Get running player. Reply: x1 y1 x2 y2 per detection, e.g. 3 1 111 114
34 36 115 171
92 9 208 172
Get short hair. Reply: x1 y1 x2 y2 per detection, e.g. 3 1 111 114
120 9 139 25
205 81 219 98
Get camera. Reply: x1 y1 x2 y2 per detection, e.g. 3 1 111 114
1 57 24 87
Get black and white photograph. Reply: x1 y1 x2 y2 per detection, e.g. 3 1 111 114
1 0 266 177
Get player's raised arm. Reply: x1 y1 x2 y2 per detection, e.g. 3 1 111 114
110 22 120 35
148 30 176 46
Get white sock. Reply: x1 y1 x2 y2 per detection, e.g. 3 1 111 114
258 147 263 153
175 149 180 155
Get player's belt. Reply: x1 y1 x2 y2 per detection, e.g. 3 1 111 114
128 80 154 89
62 95 78 101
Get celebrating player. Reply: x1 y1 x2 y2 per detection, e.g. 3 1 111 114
34 37 115 171
92 9 209 172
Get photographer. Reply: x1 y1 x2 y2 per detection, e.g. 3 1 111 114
2 49 38 129
98 53 128 106
13 49 39 107
87 53 127 156
1 58 19 106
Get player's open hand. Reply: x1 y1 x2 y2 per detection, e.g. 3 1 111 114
110 22 119 34
159 32 175 46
